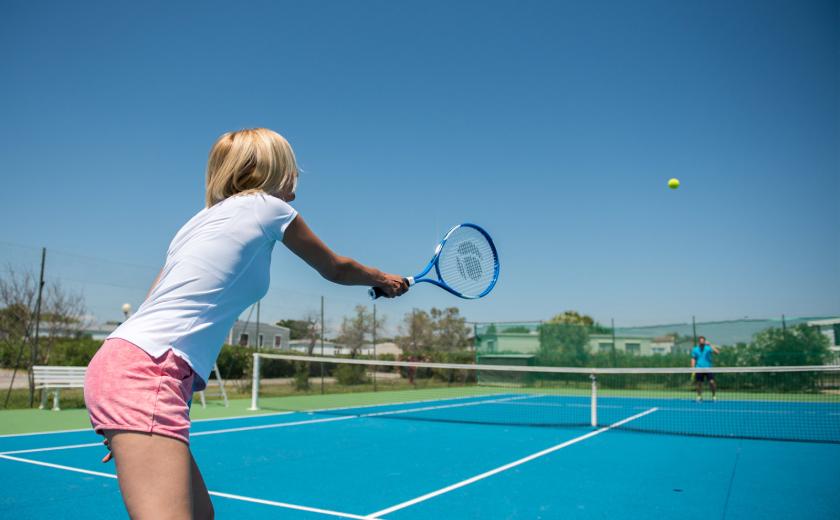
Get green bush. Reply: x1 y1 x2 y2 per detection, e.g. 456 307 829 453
537 322 590 369
216 345 303 380
215 344 253 379
293 362 311 391
335 364 368 385
262 355 299 378
47 338 102 366
0 340 24 368
0 337 102 368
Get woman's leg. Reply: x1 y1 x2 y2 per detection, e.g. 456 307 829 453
190 453 214 519
105 430 193 520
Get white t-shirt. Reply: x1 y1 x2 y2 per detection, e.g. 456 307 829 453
109 192 298 391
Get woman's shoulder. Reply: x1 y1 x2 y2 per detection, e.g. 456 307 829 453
206 191 289 215
248 192 298 240
248 192 296 214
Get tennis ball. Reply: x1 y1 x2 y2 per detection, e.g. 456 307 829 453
668 178 680 190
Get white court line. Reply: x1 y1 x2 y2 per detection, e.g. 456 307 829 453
630 405 831 416
364 407 659 519
0 410 297 439
0 427 91 439
0 392 508 439
1 442 103 456
0 453 119 479
192 394 536 436
191 415 357 436
362 394 536 418
0 416 356 455
0 453 366 519
1 394 535 454
503 399 840 416
501 401 622 409
4 392 831 440
192 410 295 423
578 394 840 406
207 491 366 519
306 392 510 413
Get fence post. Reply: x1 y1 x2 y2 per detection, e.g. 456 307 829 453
692 316 697 348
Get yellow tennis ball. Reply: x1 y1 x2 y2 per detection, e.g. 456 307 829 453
668 178 680 190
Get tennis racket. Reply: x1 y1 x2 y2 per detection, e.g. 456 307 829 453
369 223 499 300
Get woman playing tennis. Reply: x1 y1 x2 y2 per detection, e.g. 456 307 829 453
83 128 409 519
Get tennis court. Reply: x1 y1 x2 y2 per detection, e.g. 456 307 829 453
2 358 839 519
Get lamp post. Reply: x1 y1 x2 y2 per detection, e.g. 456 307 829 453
121 303 132 322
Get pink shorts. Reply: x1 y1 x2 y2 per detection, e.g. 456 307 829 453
84 338 195 445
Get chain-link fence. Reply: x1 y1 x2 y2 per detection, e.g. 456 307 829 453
1 241 838 409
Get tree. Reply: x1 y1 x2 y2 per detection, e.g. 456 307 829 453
277 311 322 355
396 309 434 355
0 269 38 345
335 305 383 357
537 321 590 367
742 325 831 367
430 307 470 351
549 310 610 334
484 323 498 338
0 266 87 406
549 311 594 327
39 284 88 363
275 319 310 340
395 307 469 355
293 362 311 391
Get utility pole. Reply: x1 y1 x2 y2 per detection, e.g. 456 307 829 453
411 308 417 353
29 248 46 408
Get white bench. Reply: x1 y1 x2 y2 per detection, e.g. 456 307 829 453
32 365 87 411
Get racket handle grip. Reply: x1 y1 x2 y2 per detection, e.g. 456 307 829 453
369 287 387 300
369 277 413 300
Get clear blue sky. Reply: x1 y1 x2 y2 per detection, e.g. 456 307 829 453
1 0 838 333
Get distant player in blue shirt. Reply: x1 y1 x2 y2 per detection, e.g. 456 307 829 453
691 336 720 402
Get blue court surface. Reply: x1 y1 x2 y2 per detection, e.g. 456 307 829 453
2 393 839 519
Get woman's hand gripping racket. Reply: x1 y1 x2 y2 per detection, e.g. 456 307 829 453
369 223 499 300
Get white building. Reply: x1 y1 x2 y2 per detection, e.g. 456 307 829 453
288 340 402 357
373 342 402 356
808 318 840 361
288 340 346 356
227 320 290 349
38 319 291 349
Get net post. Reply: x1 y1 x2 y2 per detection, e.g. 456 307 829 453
590 373 598 427
249 352 260 411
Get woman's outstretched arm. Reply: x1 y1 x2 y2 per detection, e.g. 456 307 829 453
282 215 408 298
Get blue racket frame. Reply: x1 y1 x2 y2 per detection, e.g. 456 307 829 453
369 223 500 300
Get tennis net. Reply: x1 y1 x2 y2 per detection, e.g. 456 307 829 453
249 353 840 444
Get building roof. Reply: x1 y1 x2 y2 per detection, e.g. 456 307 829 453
230 320 290 334
615 316 837 345
808 318 840 326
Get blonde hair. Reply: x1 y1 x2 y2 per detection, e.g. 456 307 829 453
205 128 299 207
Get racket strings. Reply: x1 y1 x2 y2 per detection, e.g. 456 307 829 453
437 226 497 297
